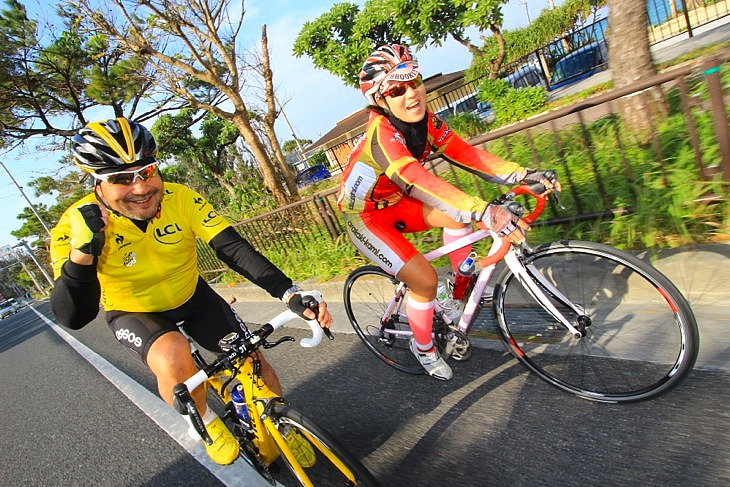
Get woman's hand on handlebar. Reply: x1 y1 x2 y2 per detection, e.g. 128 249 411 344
522 169 562 195
481 201 531 245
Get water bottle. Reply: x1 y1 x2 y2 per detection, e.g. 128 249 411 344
451 252 477 300
230 384 252 430
436 281 463 321
436 282 450 304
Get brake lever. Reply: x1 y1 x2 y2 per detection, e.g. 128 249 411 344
172 383 212 444
304 295 334 341
263 336 296 349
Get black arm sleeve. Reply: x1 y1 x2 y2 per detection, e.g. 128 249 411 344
209 227 293 299
50 260 102 330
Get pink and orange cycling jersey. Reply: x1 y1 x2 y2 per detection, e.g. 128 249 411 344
336 110 527 222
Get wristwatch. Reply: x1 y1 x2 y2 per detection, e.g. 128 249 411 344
281 285 303 303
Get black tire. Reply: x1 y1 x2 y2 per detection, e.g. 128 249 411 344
269 404 381 487
343 266 424 374
493 240 699 403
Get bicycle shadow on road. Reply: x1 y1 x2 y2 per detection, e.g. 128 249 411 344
268 329 730 486
636 242 730 371
634 242 730 302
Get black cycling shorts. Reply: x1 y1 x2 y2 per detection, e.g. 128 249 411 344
105 277 252 363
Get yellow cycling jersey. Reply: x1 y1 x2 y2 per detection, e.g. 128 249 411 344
50 183 229 312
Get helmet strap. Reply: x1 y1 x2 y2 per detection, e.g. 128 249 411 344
94 185 122 218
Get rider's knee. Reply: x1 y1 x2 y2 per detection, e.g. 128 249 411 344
147 331 195 377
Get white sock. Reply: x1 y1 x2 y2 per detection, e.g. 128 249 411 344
183 406 217 440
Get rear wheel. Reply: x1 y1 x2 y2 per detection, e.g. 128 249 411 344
269 404 381 487
343 266 424 374
493 240 699 403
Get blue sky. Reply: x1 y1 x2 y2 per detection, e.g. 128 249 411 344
0 0 564 248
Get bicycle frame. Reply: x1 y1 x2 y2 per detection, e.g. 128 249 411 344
179 313 315 461
178 310 359 486
381 187 587 340
206 360 284 465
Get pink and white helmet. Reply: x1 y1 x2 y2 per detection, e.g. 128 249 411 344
359 44 420 105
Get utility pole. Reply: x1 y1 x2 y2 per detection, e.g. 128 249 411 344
518 0 531 24
15 241 54 288
15 255 46 296
0 159 52 236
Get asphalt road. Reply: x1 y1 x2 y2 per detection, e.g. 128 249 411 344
1 296 729 486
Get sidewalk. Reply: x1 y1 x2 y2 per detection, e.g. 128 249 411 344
214 241 730 371
548 18 730 100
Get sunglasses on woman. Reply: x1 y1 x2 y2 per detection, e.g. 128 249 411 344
92 162 159 186
381 75 423 98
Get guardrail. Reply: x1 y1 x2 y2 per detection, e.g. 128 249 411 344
197 50 729 278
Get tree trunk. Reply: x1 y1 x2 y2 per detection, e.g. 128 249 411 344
231 112 290 205
608 0 668 138
487 25 506 80
260 25 299 196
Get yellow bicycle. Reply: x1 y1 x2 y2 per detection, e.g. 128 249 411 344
173 305 380 486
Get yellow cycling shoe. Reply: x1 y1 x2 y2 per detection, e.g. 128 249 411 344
283 426 316 468
203 416 240 465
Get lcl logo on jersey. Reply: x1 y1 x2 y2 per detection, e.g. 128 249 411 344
154 222 184 244
202 209 223 228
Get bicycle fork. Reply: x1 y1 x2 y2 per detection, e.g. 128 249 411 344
502 249 587 338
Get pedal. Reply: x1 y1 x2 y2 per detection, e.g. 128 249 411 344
445 328 472 361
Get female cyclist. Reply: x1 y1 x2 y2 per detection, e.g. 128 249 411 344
336 44 558 380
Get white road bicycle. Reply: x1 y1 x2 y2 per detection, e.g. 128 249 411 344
343 173 699 403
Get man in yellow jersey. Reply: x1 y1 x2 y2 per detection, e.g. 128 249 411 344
50 117 333 465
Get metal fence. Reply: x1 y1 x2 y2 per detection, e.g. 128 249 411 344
648 0 730 44
466 51 729 222
197 191 345 278
426 0 730 117
428 18 610 115
196 50 729 278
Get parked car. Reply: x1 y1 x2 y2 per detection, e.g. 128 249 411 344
0 298 21 319
504 66 548 90
296 164 332 188
434 92 479 120
550 39 608 90
473 101 495 122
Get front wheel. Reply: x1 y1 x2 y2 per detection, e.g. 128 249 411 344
493 240 699 403
269 404 381 487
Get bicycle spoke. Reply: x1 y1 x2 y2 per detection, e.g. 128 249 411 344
344 266 424 374
494 241 698 403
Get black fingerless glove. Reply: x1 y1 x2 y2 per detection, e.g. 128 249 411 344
69 204 106 256
287 292 320 320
